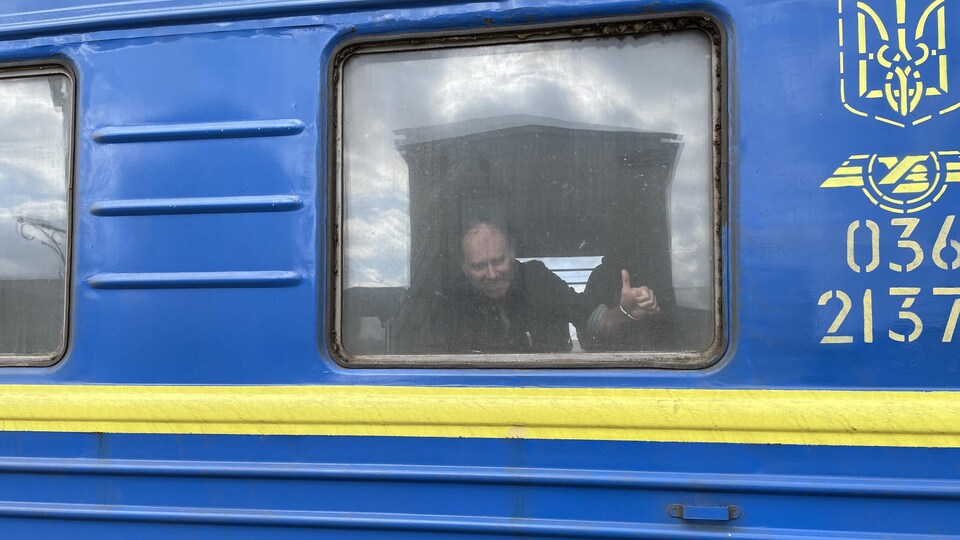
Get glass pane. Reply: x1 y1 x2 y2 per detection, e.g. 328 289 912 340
340 28 717 361
0 73 71 360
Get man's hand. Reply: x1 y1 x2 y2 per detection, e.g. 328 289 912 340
596 270 662 336
619 270 659 320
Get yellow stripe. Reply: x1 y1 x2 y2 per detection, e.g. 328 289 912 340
0 386 959 448
875 116 906 128
820 175 864 187
843 103 868 117
892 182 929 193
941 101 960 115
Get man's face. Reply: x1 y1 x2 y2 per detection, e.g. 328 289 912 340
461 224 514 300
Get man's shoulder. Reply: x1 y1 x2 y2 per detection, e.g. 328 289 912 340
517 259 558 282
517 259 574 295
517 258 548 272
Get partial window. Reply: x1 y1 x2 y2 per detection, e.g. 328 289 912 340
0 69 72 365
334 19 722 367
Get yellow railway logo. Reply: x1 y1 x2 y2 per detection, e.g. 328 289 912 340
839 0 955 127
821 152 960 212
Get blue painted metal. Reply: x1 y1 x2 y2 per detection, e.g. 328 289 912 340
0 0 814 388
0 0 797 386
90 195 304 216
0 0 958 537
86 270 302 288
92 119 306 143
0 433 955 537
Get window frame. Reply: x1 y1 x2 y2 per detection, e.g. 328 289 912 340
0 63 75 367
327 14 727 369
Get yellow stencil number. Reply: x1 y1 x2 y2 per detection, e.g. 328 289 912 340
889 287 923 343
889 218 923 272
933 216 960 270
818 289 874 344
934 288 960 343
819 290 854 344
847 220 880 273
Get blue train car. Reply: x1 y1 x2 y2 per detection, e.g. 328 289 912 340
0 0 958 537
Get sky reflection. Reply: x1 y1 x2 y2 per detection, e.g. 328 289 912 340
0 74 70 280
342 30 714 307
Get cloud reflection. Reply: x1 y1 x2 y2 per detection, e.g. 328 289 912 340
0 75 70 279
343 29 714 302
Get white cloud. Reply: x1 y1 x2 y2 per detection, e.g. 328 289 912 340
0 75 70 195
344 208 410 287
0 74 70 280
342 29 715 291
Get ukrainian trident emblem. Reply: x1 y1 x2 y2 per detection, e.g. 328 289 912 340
839 0 955 127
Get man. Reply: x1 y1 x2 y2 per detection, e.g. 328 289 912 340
393 220 660 354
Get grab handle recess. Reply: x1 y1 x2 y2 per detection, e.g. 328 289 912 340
667 504 741 521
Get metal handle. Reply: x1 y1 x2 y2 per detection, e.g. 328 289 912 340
667 504 741 521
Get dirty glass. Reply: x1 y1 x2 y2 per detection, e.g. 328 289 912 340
0 72 72 363
338 26 719 365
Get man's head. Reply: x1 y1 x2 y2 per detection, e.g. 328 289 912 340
460 222 515 300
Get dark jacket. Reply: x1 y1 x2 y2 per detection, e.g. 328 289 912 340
393 260 591 354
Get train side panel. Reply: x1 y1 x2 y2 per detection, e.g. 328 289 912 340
0 0 956 538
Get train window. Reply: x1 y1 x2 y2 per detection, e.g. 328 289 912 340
0 69 72 365
333 18 723 367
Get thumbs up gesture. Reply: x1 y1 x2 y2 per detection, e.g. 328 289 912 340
619 270 659 320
